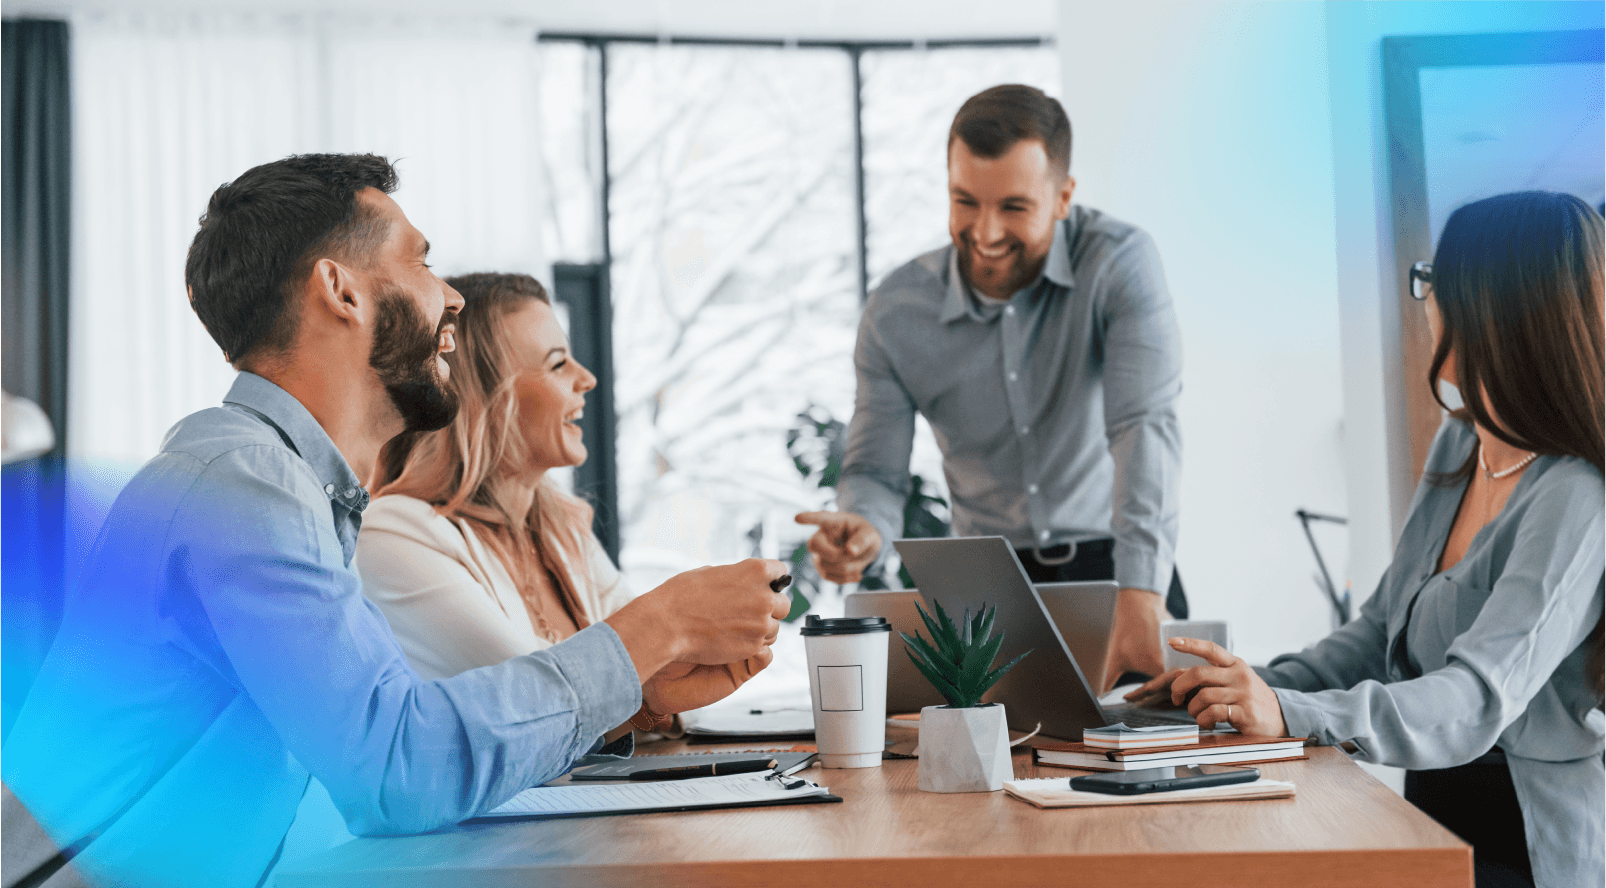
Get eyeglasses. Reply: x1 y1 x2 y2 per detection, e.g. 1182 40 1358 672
1409 261 1433 301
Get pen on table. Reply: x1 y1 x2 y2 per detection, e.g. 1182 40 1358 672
629 758 779 781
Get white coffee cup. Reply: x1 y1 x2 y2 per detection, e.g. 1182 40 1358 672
801 615 890 768
1161 619 1231 671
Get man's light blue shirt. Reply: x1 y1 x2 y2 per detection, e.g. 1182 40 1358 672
3 373 641 887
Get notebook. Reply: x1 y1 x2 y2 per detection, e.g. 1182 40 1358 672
1083 723 1200 750
1004 775 1296 808
470 771 839 821
1034 733 1308 771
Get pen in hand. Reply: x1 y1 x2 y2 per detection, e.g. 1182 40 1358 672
770 575 792 594
629 758 778 781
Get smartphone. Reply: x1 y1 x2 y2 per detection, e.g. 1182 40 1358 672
1069 764 1259 796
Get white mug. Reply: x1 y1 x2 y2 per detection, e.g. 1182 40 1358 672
1160 619 1231 671
801 616 890 768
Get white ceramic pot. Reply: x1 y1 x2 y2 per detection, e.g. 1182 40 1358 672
917 703 1012 793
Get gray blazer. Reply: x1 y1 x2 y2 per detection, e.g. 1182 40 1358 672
1259 419 1604 888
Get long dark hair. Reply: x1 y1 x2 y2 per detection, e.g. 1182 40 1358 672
1425 190 1604 699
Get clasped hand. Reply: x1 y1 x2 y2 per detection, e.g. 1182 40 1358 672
1124 637 1288 736
642 652 772 715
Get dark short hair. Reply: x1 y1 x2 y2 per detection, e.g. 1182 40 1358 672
948 84 1072 179
185 154 399 364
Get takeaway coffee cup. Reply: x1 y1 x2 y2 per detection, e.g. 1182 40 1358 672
801 615 890 768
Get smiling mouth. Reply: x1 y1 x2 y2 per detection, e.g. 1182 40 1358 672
564 409 584 426
972 242 1016 261
438 327 456 353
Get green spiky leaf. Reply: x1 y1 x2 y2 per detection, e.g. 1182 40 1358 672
900 601 1032 709
905 649 966 707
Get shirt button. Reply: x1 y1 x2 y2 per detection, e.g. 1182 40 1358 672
345 487 358 498
1019 425 1030 436
1004 306 1016 317
1039 530 1051 541
1028 484 1039 494
323 484 335 495
1008 371 1019 382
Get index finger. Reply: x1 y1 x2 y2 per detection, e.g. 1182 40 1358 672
794 511 841 529
749 557 789 584
1168 637 1238 668
844 522 879 557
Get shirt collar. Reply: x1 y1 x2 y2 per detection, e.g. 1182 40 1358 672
939 216 1077 325
222 372 370 513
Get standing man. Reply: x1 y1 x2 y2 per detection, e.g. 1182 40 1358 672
798 84 1185 692
3 154 790 888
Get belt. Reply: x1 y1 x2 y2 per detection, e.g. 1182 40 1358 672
1018 537 1113 566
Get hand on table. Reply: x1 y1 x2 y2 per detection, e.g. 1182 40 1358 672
795 511 882 584
1125 637 1288 736
1097 587 1171 694
642 651 773 715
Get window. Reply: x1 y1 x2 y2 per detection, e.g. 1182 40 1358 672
541 37 1058 706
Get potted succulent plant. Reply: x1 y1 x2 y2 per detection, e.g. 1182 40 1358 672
902 600 1030 793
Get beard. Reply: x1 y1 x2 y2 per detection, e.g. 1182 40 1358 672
369 287 459 433
955 231 1044 299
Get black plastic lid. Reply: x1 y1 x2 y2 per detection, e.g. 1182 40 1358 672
799 615 891 636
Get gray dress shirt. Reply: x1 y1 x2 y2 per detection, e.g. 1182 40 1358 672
839 205 1182 592
3 373 641 888
1259 419 1604 888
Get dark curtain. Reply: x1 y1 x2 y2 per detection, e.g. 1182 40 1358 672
2 18 72 742
554 262 621 565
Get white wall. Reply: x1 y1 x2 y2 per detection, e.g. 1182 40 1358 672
1058 1 1346 665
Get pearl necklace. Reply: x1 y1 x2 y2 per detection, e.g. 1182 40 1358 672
1479 445 1537 480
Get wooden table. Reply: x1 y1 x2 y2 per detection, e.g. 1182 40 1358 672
276 741 1470 888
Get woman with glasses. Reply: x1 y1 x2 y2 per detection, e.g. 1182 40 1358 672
1130 191 1603 888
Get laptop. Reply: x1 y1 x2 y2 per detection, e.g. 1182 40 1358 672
845 581 1119 716
870 536 1196 741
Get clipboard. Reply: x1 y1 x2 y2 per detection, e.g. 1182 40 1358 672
468 771 841 822
568 751 817 781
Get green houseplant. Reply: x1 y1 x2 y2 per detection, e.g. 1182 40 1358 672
902 601 1030 793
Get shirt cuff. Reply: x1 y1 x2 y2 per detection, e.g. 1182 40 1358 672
545 622 642 749
1113 544 1169 595
1272 687 1328 744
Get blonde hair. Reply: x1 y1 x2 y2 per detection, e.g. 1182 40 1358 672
372 272 596 637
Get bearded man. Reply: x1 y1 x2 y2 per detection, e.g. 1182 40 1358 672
798 85 1187 694
3 154 790 888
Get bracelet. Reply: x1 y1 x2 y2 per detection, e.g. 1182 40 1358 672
629 703 671 732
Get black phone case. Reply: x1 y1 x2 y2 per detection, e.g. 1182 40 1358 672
1069 766 1259 796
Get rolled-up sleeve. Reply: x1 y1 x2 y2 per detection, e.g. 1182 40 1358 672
1099 232 1182 593
172 449 641 836
839 298 918 564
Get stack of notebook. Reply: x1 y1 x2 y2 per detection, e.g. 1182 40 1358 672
1035 725 1308 772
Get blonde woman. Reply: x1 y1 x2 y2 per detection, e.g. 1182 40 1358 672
358 272 770 730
